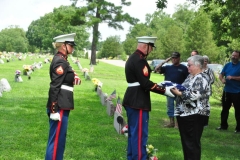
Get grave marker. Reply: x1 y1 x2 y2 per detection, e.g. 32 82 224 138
113 111 126 134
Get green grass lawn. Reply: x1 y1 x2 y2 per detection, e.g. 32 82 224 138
0 55 239 160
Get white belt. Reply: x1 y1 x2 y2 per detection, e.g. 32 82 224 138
128 82 140 87
61 85 73 92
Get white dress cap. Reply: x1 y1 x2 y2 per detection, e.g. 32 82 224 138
53 33 76 42
136 36 157 44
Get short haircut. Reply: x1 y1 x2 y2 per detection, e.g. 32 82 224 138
192 50 199 54
187 55 204 69
202 55 209 62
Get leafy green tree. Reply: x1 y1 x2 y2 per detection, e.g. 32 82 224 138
99 36 123 58
185 10 219 62
71 0 139 64
123 23 148 56
156 0 240 43
172 3 195 35
0 26 28 52
160 25 186 59
26 6 89 53
146 11 177 60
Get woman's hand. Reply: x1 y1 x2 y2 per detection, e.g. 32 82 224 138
171 87 182 96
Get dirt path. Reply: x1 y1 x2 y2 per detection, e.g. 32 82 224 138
99 59 126 68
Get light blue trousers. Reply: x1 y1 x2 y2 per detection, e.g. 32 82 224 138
167 96 176 117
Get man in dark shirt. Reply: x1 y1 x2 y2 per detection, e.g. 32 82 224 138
155 52 189 128
122 36 178 160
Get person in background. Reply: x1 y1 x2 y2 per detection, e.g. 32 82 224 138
173 55 210 160
202 55 215 127
122 36 177 160
216 50 240 133
45 33 81 160
191 50 199 56
155 52 189 128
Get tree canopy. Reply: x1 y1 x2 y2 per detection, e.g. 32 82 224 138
0 26 28 53
156 0 240 43
26 6 89 53
97 36 123 58
70 0 139 64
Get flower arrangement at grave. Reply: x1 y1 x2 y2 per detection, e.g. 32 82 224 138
146 144 158 160
82 68 89 76
91 78 103 91
22 65 32 75
121 124 128 137
82 68 89 72
15 70 21 75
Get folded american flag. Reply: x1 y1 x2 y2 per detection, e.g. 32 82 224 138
73 72 81 85
159 81 186 91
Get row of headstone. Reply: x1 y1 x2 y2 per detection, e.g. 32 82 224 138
13 62 44 83
96 86 127 135
70 56 92 81
69 56 128 135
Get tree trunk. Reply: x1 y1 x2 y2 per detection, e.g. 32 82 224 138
90 23 99 65
90 7 100 65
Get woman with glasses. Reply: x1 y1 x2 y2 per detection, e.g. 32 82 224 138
45 33 81 160
172 55 211 160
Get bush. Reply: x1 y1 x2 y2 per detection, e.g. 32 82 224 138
85 52 89 59
121 52 127 61
211 73 224 103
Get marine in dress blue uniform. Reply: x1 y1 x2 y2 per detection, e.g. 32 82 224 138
122 36 175 160
45 33 81 160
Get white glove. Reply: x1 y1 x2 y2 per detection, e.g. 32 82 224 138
50 113 61 121
164 86 175 97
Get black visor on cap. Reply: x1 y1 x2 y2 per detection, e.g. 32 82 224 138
148 43 156 48
65 41 76 46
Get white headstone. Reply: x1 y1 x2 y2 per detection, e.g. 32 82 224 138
77 62 82 70
0 78 11 92
0 59 4 64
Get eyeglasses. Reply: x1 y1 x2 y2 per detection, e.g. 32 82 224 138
68 44 74 48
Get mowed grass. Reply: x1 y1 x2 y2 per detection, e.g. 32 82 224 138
0 55 239 160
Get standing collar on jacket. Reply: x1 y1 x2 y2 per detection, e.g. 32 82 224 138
57 51 68 61
135 49 146 59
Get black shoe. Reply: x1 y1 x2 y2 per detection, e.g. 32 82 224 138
216 127 227 130
235 130 240 134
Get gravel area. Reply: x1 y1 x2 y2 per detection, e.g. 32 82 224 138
99 59 126 68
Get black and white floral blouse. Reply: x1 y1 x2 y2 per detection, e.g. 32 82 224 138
174 72 211 117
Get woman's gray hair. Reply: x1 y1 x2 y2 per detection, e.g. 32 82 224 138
187 55 204 69
202 55 209 62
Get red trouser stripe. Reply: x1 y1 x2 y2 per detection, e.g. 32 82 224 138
52 110 63 160
138 110 143 160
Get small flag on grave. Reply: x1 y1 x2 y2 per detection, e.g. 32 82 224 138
116 96 122 114
106 89 116 101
